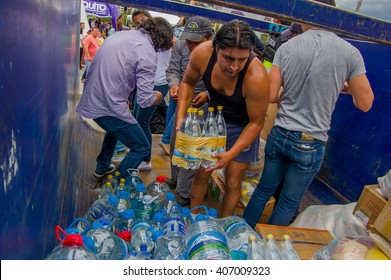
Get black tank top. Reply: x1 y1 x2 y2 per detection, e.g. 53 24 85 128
202 49 256 126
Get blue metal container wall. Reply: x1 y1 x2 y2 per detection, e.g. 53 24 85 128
0 0 81 259
0 0 389 260
318 39 391 201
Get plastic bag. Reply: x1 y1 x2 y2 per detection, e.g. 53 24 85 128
378 169 391 199
290 203 368 238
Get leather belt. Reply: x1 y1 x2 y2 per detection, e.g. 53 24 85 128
301 132 315 141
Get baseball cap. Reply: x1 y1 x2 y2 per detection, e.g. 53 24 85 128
281 23 303 39
180 16 212 42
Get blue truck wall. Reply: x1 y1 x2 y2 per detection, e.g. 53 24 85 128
0 0 390 259
318 39 391 201
0 0 81 259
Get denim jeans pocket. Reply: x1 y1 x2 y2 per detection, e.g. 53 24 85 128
291 144 318 172
265 134 278 159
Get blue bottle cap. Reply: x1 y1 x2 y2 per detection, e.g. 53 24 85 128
136 183 145 193
92 221 104 229
165 192 175 201
107 193 119 206
140 244 148 252
118 189 129 199
209 208 218 218
195 214 208 221
180 207 190 217
151 228 164 242
120 209 135 219
153 212 165 223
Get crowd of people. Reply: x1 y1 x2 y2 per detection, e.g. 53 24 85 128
77 0 374 228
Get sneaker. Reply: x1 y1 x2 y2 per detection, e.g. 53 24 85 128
175 194 190 206
93 164 116 178
166 178 177 189
159 141 170 156
137 161 152 171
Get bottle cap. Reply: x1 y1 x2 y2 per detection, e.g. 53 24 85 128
248 234 256 241
266 234 274 239
140 244 148 252
116 230 131 242
120 209 135 219
156 175 169 183
217 105 223 110
63 234 84 246
165 192 175 201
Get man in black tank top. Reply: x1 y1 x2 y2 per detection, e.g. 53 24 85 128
175 20 270 217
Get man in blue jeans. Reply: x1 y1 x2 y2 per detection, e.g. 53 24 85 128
76 18 173 179
243 0 374 227
131 9 171 171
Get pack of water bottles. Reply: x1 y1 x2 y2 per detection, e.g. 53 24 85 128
44 171 301 260
172 106 227 170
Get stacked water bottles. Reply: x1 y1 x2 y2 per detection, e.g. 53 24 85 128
45 170 301 260
172 106 226 170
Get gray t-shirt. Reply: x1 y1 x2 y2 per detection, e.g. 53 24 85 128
273 29 366 141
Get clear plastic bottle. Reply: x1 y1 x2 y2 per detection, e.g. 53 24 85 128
45 226 97 260
185 211 231 260
154 234 188 260
97 182 113 200
201 107 218 169
180 206 191 230
81 192 119 229
264 234 282 260
130 220 154 253
146 175 169 207
197 109 205 131
116 184 131 213
112 140 127 163
108 171 121 191
112 209 135 235
134 184 157 220
152 212 165 229
162 191 175 214
186 108 202 170
172 108 193 169
163 204 186 237
124 169 142 196
218 216 261 252
280 234 300 260
84 221 130 260
216 105 227 154
246 234 265 260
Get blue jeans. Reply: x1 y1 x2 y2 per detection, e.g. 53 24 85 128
94 116 150 178
161 97 177 144
133 84 169 161
243 126 326 227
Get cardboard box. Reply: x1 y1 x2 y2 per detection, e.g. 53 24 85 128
234 198 274 224
374 199 391 242
256 224 334 260
207 172 275 222
353 184 388 228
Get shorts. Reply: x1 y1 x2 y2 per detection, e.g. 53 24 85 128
226 123 260 163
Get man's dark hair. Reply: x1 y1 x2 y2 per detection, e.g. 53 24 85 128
212 19 255 51
132 9 152 22
139 17 173 51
